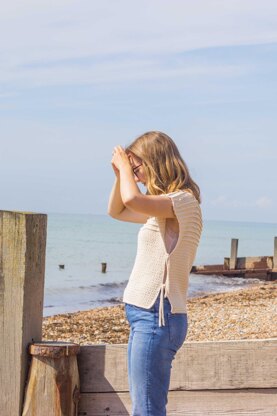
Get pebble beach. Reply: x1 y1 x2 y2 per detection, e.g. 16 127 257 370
42 280 277 345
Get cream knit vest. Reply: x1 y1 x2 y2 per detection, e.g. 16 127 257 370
122 189 203 327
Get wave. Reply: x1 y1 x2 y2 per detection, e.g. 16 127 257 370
44 276 263 316
77 280 128 290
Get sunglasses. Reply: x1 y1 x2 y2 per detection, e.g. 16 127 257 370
132 163 143 178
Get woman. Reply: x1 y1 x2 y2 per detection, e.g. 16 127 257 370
108 131 203 416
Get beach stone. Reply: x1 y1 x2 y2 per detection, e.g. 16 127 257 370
42 281 277 345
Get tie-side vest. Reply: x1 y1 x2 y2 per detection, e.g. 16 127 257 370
122 189 203 326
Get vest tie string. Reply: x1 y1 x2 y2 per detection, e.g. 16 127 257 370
158 254 170 327
158 283 166 327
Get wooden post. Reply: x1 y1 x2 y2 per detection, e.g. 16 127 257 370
22 342 80 416
272 237 277 279
273 237 277 271
229 238 238 270
0 210 47 416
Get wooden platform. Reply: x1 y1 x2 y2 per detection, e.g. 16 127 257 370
191 256 277 280
77 339 277 416
191 237 277 281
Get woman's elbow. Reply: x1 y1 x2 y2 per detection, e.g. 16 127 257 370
107 208 117 218
123 195 139 210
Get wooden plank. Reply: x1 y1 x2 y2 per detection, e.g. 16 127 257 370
78 339 277 393
224 256 272 270
273 237 277 279
191 264 224 272
244 271 272 280
230 238 238 269
273 237 277 271
237 256 272 269
0 211 47 416
192 267 271 275
195 256 273 272
78 389 277 416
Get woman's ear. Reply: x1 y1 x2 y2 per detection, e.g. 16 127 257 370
127 153 133 165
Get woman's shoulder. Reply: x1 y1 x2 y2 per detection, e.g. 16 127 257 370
165 189 201 213
165 188 194 198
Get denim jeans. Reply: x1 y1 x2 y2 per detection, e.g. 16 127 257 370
124 293 188 416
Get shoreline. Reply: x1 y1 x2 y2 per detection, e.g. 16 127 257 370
43 277 264 317
42 280 277 345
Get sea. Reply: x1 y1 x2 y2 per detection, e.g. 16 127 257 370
44 214 277 317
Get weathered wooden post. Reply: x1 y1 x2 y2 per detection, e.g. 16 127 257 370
273 237 277 269
229 238 238 270
0 210 47 415
272 237 277 279
22 342 80 416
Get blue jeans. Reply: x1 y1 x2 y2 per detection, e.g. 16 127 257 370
124 293 188 416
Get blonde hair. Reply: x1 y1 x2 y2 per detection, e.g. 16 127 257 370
125 131 201 204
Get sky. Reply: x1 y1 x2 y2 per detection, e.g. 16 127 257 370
0 0 277 223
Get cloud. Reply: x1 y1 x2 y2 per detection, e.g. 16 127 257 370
210 195 228 206
255 196 273 208
210 195 274 209
1 1 277 58
0 1 277 88
1 59 257 88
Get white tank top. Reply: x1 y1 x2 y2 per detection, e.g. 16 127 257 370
122 190 203 327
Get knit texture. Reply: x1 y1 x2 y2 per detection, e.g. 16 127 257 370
122 189 203 319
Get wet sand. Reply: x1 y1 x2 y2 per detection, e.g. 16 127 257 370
42 280 277 345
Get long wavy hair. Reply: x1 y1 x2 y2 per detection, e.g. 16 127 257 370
125 131 201 204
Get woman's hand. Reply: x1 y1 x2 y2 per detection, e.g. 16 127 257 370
111 145 132 176
111 160 120 177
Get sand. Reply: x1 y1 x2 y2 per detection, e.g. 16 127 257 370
42 280 277 345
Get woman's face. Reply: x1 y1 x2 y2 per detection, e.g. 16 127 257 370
127 152 146 185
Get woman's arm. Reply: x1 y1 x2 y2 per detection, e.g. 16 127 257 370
112 146 176 219
107 167 149 223
107 176 125 217
120 167 175 218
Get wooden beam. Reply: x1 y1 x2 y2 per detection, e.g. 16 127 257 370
77 339 277 393
232 255 271 269
229 238 238 269
273 237 277 271
196 256 273 272
0 211 47 416
192 267 271 275
78 389 277 416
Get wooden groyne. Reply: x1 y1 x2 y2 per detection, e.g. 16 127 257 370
0 211 47 415
1 211 276 415
191 237 277 280
77 340 277 415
